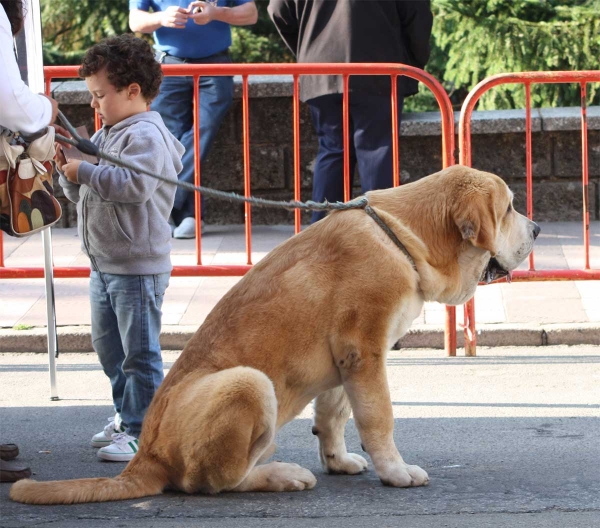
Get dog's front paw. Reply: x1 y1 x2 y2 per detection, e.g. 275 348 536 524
324 452 368 475
265 462 317 491
379 462 429 487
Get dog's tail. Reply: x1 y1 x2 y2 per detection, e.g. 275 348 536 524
9 456 167 505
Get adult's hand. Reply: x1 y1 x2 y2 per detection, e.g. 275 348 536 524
160 5 189 28
188 2 216 25
41 94 59 125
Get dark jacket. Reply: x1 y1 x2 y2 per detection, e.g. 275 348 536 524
268 0 433 102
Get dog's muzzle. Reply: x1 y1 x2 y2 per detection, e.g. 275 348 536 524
481 257 512 284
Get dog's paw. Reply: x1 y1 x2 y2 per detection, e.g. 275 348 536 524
263 462 317 492
325 453 368 475
379 462 429 488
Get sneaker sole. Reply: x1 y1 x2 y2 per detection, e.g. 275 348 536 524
91 439 112 448
96 451 136 462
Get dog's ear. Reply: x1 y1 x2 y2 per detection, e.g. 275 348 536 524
453 192 498 256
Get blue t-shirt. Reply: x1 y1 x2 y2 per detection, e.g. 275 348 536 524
130 0 252 59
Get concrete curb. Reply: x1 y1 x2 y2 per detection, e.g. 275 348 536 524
1 322 598 353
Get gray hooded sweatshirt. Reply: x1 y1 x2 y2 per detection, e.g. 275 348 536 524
59 111 184 275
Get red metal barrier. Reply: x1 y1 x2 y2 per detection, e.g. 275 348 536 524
459 71 600 356
0 63 458 352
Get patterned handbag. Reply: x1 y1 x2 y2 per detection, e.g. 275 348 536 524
0 127 62 237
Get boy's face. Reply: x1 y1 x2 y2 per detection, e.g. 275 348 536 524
85 69 144 126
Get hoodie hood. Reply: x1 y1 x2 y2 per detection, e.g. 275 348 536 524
108 111 184 177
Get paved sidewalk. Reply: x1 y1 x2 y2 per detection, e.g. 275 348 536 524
0 221 599 351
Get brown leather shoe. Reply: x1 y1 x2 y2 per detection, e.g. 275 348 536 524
0 459 32 482
0 444 19 461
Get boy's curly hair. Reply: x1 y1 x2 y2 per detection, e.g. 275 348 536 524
79 34 162 102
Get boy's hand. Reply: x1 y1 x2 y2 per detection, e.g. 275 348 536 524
160 5 189 28
55 145 67 171
188 2 216 25
62 160 82 184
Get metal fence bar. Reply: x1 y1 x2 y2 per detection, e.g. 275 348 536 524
391 75 401 188
342 75 351 203
1 62 456 351
525 82 535 270
193 74 203 265
580 82 591 270
293 74 302 234
242 75 253 265
459 70 600 356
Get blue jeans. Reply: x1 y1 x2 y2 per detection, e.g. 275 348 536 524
90 271 170 438
151 54 234 223
308 93 405 223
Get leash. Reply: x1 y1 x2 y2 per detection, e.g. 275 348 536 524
54 112 367 214
364 205 417 271
54 112 417 269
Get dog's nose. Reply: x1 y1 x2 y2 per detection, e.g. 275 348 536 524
532 222 541 239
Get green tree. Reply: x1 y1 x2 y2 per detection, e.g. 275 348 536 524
40 0 600 111
230 0 293 63
41 0 129 66
431 0 600 110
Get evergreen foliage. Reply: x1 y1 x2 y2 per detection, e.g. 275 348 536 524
41 0 129 66
230 0 293 63
431 0 600 110
39 0 600 110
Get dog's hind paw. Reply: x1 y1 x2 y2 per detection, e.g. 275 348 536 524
325 453 368 475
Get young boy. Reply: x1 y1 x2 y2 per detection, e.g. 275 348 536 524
57 34 184 462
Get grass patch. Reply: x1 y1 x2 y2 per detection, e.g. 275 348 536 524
12 324 34 331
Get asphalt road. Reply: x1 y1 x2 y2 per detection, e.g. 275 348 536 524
1 345 599 527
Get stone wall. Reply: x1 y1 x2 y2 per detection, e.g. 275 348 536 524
51 77 600 227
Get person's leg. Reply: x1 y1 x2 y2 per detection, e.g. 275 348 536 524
174 74 234 225
351 94 404 194
101 272 170 440
89 271 127 416
151 74 195 226
151 75 194 142
308 94 357 223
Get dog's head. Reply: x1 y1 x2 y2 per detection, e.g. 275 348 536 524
450 167 540 284
366 165 540 304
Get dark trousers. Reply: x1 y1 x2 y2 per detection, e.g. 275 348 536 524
307 92 404 223
151 52 233 223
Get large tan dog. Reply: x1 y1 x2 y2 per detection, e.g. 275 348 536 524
11 165 539 504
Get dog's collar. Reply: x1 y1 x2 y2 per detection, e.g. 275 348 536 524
364 204 418 272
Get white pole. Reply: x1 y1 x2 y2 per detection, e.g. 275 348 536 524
22 0 59 400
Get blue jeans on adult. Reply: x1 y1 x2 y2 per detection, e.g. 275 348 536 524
90 271 170 438
307 92 405 223
151 53 234 224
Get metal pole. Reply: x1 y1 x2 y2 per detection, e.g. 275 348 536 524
42 230 59 400
22 0 59 399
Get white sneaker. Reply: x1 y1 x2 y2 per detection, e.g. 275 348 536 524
97 433 139 462
91 414 126 448
173 217 205 239
173 217 196 239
